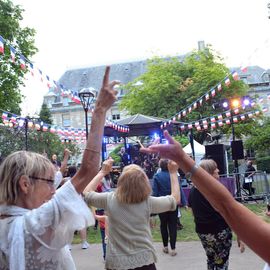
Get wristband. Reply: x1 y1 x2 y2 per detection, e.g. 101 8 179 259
185 163 199 180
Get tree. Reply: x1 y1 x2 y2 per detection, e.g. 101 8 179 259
244 117 270 155
39 103 53 124
0 0 37 114
120 46 253 142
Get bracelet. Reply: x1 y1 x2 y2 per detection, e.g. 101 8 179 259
185 163 199 180
85 148 100 154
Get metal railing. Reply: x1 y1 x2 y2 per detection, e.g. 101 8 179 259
220 171 270 202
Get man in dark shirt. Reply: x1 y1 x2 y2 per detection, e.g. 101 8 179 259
243 160 256 196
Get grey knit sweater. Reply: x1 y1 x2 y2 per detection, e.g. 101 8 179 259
85 191 176 270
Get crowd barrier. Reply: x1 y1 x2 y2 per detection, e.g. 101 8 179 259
182 171 270 203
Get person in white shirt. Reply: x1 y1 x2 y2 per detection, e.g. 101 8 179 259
0 66 119 270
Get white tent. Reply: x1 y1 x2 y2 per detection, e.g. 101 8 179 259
183 140 205 164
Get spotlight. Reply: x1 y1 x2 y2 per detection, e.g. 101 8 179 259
231 99 240 108
222 100 229 109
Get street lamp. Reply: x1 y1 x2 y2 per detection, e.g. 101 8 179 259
78 87 95 139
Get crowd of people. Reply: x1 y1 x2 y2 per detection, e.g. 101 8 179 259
0 66 270 270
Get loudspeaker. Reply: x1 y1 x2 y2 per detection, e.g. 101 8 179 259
205 144 227 175
231 140 244 160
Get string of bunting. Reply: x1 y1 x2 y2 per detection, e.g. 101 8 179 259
0 109 129 144
161 69 245 129
160 89 269 131
174 109 263 132
0 34 129 135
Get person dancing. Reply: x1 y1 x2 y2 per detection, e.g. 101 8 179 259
0 66 118 270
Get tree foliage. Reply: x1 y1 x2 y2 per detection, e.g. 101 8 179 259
244 117 270 156
0 124 80 162
39 103 53 124
120 46 254 142
0 0 37 114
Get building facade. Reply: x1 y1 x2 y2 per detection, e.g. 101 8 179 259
43 61 270 132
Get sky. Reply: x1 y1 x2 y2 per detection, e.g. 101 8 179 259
11 0 270 116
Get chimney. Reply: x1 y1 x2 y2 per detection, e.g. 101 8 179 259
198 40 205 51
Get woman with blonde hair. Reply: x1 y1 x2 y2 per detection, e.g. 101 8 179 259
84 160 180 270
0 66 118 270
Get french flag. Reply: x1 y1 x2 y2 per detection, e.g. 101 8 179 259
72 92 81 104
240 66 248 73
10 46 16 62
0 36 4 54
217 83 222 92
225 77 230 86
233 117 238 123
1 112 8 119
211 89 216 97
46 75 51 88
232 71 239 81
43 125 48 132
211 123 216 129
19 55 26 69
29 63 34 76
10 115 17 123
205 93 210 101
38 69 43 82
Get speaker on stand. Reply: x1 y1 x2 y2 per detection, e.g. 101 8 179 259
205 144 228 175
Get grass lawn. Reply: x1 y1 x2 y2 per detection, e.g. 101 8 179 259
73 202 269 244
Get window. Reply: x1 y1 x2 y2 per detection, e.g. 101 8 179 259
62 114 70 127
112 114 120 120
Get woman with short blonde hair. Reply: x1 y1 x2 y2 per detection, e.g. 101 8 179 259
116 165 152 204
84 160 180 270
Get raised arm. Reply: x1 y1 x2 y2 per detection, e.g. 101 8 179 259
167 160 180 204
83 158 113 194
141 130 270 264
59 149 71 176
72 66 119 193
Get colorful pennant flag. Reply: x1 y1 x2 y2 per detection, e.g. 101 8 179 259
0 36 4 54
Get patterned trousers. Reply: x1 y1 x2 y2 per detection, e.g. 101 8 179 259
198 227 232 270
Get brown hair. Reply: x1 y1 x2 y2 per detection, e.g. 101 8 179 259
0 151 55 205
159 159 168 171
199 159 217 176
115 164 152 204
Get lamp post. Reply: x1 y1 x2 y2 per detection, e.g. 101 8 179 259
78 87 95 139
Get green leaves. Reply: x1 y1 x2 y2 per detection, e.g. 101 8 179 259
0 0 37 114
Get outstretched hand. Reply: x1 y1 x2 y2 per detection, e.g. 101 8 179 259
95 66 120 112
100 157 114 175
140 130 184 163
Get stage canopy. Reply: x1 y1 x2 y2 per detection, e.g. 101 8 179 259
104 114 172 137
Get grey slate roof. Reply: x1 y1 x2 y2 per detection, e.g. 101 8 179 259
231 66 269 84
57 60 148 92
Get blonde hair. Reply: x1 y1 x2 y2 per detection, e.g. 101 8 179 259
0 151 55 205
199 159 217 176
115 164 152 204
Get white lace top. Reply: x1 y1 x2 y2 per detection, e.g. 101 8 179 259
0 181 94 270
85 192 176 270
